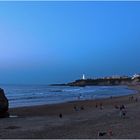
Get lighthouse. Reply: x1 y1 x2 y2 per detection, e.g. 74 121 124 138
82 74 85 80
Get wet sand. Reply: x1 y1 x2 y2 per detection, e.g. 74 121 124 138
0 85 140 138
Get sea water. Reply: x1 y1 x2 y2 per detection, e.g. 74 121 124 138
0 85 136 108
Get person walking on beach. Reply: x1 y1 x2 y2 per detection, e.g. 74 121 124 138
120 104 125 110
120 109 127 118
129 96 134 101
95 103 98 108
99 103 103 110
119 105 127 119
59 113 62 118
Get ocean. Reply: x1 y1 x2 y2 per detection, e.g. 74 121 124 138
0 85 136 108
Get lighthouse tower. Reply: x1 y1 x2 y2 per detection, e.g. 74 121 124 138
82 74 85 80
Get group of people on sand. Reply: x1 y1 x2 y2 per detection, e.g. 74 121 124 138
95 103 103 110
129 95 138 102
59 95 139 119
114 95 140 119
98 128 113 137
74 105 84 111
58 105 85 119
114 104 127 118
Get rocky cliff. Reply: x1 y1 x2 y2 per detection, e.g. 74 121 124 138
0 88 9 117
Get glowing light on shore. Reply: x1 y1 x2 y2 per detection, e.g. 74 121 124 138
82 74 85 80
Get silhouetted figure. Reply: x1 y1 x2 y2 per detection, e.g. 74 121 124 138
135 97 138 102
119 105 127 119
74 106 79 111
95 103 98 108
100 103 103 110
98 132 107 136
120 104 125 110
120 109 127 119
74 106 76 110
129 96 134 101
81 106 84 110
59 113 62 118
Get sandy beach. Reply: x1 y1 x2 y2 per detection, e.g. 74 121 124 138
0 85 139 139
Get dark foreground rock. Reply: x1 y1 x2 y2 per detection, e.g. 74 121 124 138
0 88 9 118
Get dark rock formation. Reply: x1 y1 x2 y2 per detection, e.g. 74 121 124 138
0 88 9 118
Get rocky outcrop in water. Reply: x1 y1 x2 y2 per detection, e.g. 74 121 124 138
0 88 9 117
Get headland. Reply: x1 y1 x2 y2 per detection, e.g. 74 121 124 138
51 74 140 87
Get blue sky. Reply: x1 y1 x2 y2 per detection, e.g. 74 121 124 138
0 1 140 84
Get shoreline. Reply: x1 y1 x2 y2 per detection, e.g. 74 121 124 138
9 85 138 117
0 85 140 138
9 85 137 109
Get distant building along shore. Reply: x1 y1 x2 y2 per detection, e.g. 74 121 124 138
51 73 140 87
